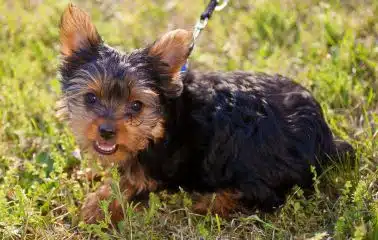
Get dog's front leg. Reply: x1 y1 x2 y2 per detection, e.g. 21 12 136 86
80 182 113 224
80 178 156 224
81 161 157 224
108 177 157 223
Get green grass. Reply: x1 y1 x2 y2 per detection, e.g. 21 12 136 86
0 0 377 239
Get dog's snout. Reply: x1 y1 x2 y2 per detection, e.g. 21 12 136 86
98 122 116 140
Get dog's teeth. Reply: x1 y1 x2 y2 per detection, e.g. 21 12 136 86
95 141 116 152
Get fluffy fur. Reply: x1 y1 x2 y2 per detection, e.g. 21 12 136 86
58 4 354 223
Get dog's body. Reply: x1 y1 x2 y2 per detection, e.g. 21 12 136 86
138 71 336 206
133 70 354 217
58 5 353 223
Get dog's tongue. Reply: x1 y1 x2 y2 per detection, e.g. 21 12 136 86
97 140 115 147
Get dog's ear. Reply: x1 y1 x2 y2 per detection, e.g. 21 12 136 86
148 29 192 98
60 4 102 57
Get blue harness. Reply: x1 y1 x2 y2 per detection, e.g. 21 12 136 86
180 61 188 74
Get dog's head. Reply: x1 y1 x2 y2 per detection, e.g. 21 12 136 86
58 4 191 164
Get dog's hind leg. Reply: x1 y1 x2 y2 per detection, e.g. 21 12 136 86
328 139 356 167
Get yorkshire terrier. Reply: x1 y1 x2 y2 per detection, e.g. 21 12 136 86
58 4 354 223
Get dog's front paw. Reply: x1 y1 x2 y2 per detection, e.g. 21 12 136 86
81 192 104 224
81 185 112 224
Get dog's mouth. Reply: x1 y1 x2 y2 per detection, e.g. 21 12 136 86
93 141 118 155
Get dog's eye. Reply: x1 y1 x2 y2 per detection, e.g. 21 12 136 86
84 92 97 105
130 101 143 112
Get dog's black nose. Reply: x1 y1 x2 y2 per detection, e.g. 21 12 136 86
98 123 116 140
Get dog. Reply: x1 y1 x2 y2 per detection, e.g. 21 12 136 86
57 4 354 223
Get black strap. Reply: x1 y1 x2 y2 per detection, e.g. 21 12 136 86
200 0 219 20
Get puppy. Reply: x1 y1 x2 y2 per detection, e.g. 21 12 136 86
58 4 354 223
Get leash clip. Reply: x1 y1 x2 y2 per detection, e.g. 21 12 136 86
189 0 229 51
186 0 229 70
191 18 208 49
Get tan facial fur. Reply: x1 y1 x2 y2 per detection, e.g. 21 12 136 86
60 72 164 165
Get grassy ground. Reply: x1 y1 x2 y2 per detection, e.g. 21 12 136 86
0 0 377 239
